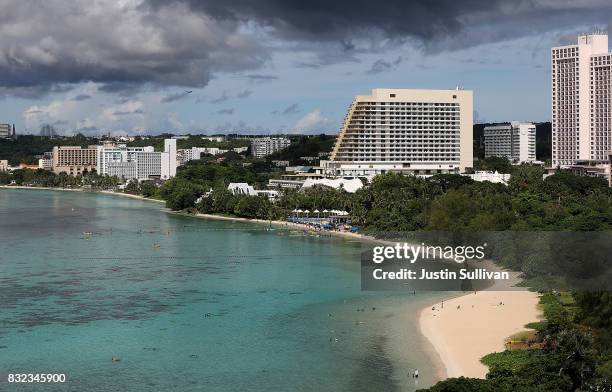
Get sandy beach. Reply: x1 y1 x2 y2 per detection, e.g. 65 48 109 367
190 212 378 243
419 290 541 379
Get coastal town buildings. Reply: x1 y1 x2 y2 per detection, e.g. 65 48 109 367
178 147 224 164
251 137 291 158
96 144 152 179
0 124 15 139
329 88 473 176
484 122 536 163
227 182 279 200
52 146 97 175
567 159 611 183
203 136 226 142
552 32 612 167
96 139 176 180
301 178 363 193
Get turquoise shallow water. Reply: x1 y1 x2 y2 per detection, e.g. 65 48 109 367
0 189 443 391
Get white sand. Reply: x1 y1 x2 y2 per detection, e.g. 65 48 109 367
419 290 541 379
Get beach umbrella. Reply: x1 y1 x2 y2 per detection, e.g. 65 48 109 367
323 209 328 213
313 209 319 213
297 209 303 213
304 210 310 214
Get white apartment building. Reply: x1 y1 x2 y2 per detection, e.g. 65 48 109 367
161 139 177 179
96 139 175 180
97 144 151 179
330 88 473 175
107 162 138 179
0 124 15 139
38 151 53 170
552 33 612 167
136 152 162 178
251 137 291 158
484 122 536 163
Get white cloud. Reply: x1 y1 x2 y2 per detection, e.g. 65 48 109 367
293 109 334 133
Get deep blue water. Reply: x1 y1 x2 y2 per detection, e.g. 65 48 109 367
0 189 442 391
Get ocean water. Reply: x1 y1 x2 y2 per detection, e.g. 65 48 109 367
0 189 443 391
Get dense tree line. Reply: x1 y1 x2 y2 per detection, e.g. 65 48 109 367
154 163 612 233
0 168 119 189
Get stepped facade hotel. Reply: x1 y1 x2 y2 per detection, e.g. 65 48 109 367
324 88 473 177
552 32 612 167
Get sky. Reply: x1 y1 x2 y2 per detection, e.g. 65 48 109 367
1 0 612 136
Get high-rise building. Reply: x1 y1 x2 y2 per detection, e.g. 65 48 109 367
52 146 97 175
0 124 15 139
609 152 612 186
328 88 473 176
161 139 177 179
484 122 536 163
97 144 151 178
552 32 612 167
97 143 168 180
136 151 162 179
251 137 291 158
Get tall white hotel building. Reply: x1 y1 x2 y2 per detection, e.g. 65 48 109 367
552 33 612 167
326 88 473 176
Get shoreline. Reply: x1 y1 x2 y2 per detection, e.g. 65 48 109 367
0 185 165 203
418 262 541 381
188 212 382 243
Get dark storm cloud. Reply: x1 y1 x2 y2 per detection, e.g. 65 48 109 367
0 0 266 97
3 0 612 100
149 0 612 51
